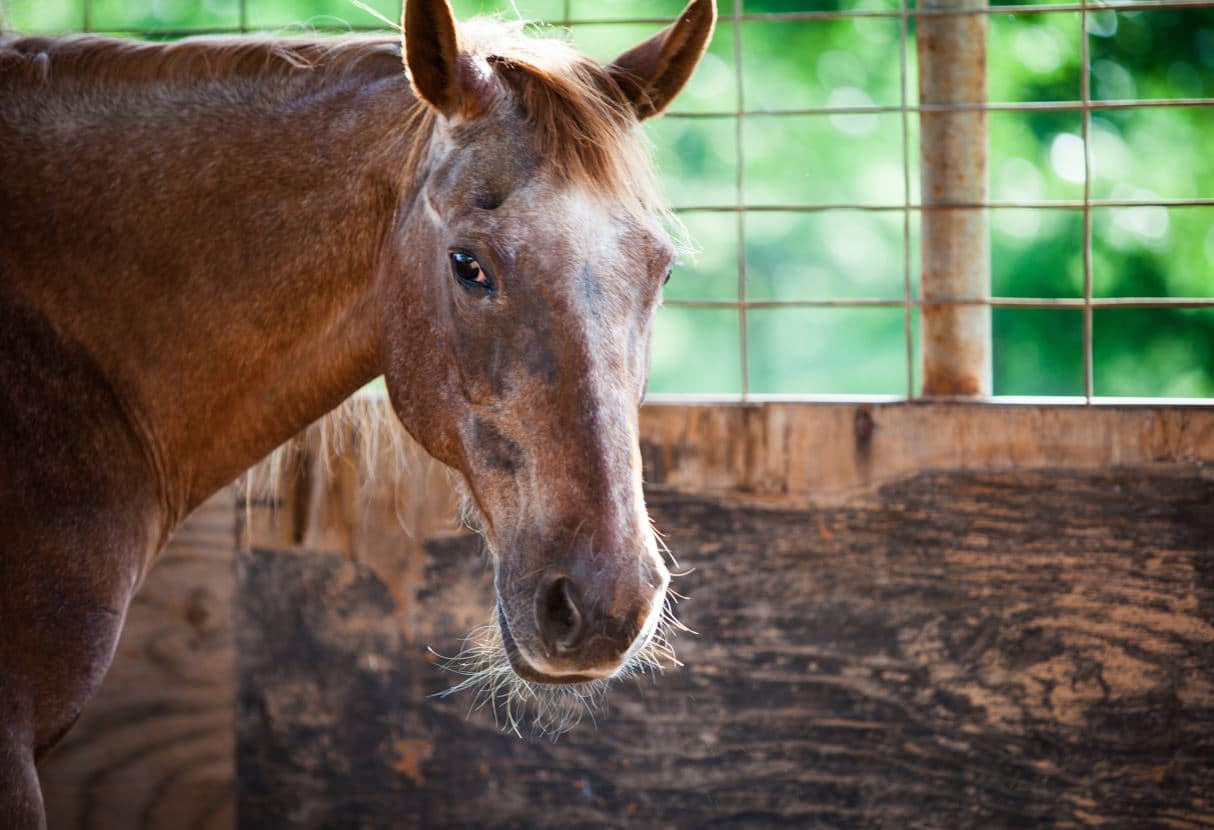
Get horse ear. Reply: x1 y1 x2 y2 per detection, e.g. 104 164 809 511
605 0 717 121
403 0 469 118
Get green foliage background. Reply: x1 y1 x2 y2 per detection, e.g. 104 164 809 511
7 0 1213 397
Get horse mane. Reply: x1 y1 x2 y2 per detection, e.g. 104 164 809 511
1 20 663 210
0 32 405 85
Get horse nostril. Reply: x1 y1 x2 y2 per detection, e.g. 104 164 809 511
535 575 585 655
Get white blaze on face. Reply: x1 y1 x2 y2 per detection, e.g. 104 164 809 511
551 186 670 673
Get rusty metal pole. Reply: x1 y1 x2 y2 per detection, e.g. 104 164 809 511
918 0 992 397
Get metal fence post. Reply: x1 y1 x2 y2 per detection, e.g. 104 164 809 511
918 0 992 397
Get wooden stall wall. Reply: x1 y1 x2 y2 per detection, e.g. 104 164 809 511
236 402 1214 828
37 402 1214 828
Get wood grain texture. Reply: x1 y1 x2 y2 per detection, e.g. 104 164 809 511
235 467 1214 829
637 401 1214 506
38 490 237 830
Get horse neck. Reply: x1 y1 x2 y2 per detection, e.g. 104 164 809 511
5 54 429 529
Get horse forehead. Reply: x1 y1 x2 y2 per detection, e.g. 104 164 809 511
527 186 666 266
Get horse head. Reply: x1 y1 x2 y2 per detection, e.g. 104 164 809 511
376 0 715 715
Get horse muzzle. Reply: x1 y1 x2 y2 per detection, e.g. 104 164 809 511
496 559 668 684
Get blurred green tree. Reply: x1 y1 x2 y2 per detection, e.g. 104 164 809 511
6 0 1212 397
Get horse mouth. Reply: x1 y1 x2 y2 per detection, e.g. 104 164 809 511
495 602 601 686
434 591 682 736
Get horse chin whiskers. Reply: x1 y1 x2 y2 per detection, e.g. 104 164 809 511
430 591 686 739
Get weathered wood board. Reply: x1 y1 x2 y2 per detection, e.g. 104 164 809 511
636 400 1214 507
235 466 1214 828
37 490 238 830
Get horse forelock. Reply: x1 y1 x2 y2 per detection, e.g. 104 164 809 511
458 21 665 215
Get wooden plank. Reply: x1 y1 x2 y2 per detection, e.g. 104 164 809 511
638 401 1214 506
38 489 238 830
235 467 1214 828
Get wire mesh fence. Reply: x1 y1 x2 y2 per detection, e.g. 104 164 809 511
5 0 1213 401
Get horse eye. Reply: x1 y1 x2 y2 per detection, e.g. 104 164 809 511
450 251 492 292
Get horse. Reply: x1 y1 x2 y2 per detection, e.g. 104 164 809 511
0 0 715 823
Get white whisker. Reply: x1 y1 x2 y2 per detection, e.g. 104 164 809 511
430 591 689 738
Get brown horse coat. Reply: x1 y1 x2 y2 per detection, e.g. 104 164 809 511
0 1 714 825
